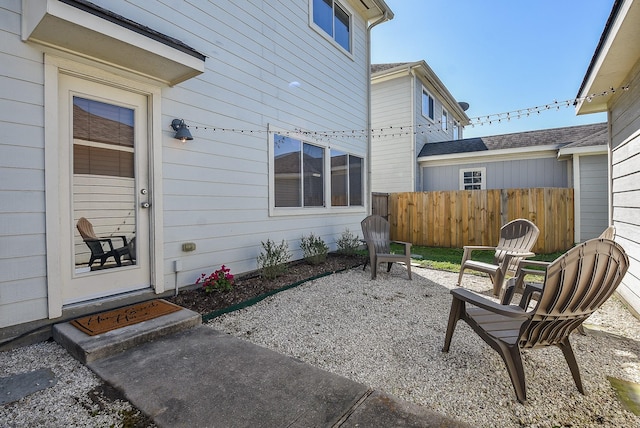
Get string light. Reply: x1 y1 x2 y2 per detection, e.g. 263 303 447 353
184 84 629 139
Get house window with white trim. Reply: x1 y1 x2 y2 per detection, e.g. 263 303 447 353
331 150 363 206
271 132 364 213
422 88 434 121
312 0 351 52
441 108 448 131
274 134 325 207
460 168 486 190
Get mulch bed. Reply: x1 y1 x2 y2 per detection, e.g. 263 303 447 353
166 253 367 316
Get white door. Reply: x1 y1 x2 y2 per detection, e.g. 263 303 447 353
59 74 151 304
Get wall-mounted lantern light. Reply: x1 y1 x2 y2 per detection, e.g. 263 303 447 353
171 119 193 142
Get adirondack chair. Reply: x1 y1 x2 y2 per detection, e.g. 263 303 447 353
76 217 132 267
360 215 412 280
500 225 618 337
443 238 629 403
457 218 539 296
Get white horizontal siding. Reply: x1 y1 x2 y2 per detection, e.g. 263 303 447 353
0 1 48 327
610 64 640 316
111 0 373 286
2 1 377 328
371 76 414 192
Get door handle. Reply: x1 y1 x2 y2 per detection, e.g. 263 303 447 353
141 202 150 208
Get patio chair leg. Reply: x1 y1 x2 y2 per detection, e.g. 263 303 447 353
498 344 527 403
443 297 464 352
557 339 585 394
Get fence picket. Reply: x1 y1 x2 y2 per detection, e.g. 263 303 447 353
371 188 573 253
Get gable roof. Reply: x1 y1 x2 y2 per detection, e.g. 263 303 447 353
371 61 470 124
418 122 608 157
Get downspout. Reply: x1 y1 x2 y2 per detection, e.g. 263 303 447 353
409 66 417 191
366 10 391 214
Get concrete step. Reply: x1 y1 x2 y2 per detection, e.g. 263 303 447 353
53 303 201 364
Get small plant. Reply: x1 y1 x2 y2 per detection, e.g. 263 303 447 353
336 228 361 255
257 239 291 279
300 233 329 265
196 265 235 292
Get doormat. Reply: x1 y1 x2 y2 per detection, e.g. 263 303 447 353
70 299 183 336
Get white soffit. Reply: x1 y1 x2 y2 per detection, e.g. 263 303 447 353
22 0 205 86
576 0 640 114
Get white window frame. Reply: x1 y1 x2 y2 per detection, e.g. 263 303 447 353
459 167 486 190
309 0 354 56
453 121 460 140
441 108 449 131
421 87 435 121
268 126 365 216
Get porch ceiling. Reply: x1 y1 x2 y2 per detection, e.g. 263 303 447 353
22 0 205 86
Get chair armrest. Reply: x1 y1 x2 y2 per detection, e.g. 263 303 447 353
391 240 412 255
109 235 129 246
85 237 116 251
461 246 496 265
519 283 543 309
451 288 529 318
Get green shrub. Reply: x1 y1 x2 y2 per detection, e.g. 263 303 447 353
300 233 329 265
257 239 291 279
336 228 361 255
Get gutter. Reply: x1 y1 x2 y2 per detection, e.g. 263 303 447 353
366 10 392 214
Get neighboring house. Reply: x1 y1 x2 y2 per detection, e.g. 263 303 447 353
370 61 470 193
0 0 393 341
575 0 640 316
417 122 609 243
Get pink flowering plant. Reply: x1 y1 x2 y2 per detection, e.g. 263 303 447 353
196 265 235 292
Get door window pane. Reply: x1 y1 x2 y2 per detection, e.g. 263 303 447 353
73 97 137 270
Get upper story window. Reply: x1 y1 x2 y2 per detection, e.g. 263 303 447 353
422 89 434 121
441 108 449 131
453 122 460 140
460 168 486 190
312 0 351 52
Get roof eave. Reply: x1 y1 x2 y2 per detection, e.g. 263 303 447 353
576 0 640 115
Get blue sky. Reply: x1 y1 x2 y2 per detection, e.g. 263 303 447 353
370 1 614 139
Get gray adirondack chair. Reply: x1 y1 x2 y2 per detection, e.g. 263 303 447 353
443 238 629 403
457 218 539 296
360 215 412 280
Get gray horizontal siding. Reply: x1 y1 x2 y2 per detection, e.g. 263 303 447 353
579 154 608 241
422 157 569 191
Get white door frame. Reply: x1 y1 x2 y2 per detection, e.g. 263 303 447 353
44 55 165 318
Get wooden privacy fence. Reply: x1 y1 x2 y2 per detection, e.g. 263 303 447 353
376 188 574 254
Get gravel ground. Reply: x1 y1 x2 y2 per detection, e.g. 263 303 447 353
2 265 639 427
209 265 640 428
0 341 155 427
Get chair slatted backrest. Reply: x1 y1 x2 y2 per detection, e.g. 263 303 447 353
494 219 540 272
77 217 98 240
77 217 106 255
519 239 629 348
361 215 391 254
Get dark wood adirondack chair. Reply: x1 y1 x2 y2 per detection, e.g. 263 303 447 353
443 238 629 403
360 215 412 280
76 217 131 267
457 218 540 296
